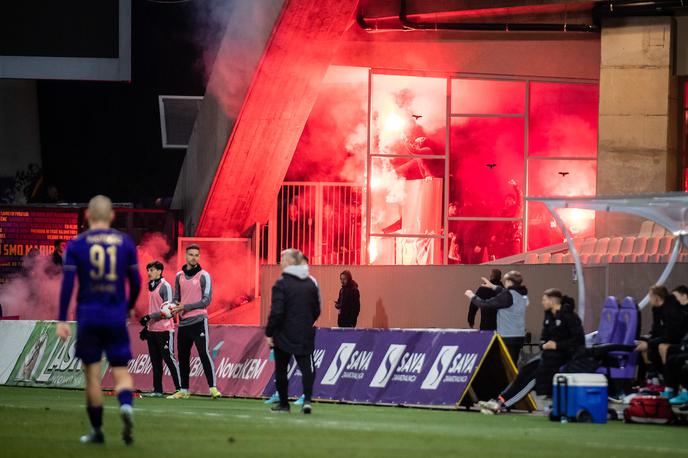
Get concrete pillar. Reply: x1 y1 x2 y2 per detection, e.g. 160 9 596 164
596 17 679 236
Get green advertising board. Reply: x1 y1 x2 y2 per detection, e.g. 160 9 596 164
7 322 108 388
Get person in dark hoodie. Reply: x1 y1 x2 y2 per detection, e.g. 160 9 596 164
266 249 321 414
636 285 686 384
467 269 503 331
465 270 528 365
335 270 360 328
478 289 584 414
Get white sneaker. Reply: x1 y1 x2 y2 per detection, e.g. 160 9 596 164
478 399 501 414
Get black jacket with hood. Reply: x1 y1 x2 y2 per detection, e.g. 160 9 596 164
649 294 686 344
266 264 321 355
540 300 585 357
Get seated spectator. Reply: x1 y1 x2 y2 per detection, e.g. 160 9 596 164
466 269 503 331
465 270 528 366
478 289 584 414
635 285 685 386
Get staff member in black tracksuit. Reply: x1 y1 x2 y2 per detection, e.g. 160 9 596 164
636 285 685 379
479 289 584 414
139 261 181 397
335 270 360 328
467 269 503 331
266 249 321 414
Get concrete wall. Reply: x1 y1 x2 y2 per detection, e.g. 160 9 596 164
260 263 688 340
171 0 285 235
334 33 600 81
596 17 680 236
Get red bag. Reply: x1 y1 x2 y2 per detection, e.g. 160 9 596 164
623 395 674 424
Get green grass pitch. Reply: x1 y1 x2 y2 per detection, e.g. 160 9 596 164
1 386 686 457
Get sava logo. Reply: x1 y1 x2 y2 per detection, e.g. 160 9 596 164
320 343 356 385
421 346 479 390
369 344 407 388
420 346 459 390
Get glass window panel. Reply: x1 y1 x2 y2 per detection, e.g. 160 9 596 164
527 159 596 198
528 82 598 158
370 157 444 235
371 74 446 156
448 220 523 264
451 79 525 115
527 202 595 251
369 236 443 265
449 117 524 218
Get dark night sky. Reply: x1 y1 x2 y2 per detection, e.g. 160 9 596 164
37 1 225 206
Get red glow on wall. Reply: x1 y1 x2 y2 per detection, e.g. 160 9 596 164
450 117 524 218
529 82 599 158
282 67 599 263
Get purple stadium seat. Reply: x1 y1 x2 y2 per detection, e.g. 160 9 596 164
607 297 639 380
593 296 619 345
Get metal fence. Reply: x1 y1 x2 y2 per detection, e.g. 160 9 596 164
264 182 363 265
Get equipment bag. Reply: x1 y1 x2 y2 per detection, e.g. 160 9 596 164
623 395 673 425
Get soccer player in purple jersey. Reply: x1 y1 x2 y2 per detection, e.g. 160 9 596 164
56 195 141 445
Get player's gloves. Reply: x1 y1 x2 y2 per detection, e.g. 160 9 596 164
139 327 149 341
139 315 151 326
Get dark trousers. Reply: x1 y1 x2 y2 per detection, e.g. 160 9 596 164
147 330 181 393
274 346 314 407
499 352 567 407
338 314 357 328
502 336 524 366
665 352 688 391
178 320 216 389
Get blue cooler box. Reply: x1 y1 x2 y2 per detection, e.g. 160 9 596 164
550 373 608 424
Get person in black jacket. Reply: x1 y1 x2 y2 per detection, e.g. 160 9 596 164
335 270 360 328
636 285 686 380
479 289 584 414
265 249 321 414
467 269 502 331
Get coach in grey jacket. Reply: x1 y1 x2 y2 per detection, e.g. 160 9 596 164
465 270 528 365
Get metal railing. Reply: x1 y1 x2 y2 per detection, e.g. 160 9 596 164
264 182 364 265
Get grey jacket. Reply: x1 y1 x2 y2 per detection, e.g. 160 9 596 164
470 285 528 338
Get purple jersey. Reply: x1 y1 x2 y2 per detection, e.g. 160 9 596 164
59 228 141 324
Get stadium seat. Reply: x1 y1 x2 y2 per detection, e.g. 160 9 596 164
583 237 609 264
592 297 619 345
550 253 564 264
579 238 597 255
609 237 635 263
648 236 674 262
651 224 667 237
619 237 648 262
538 252 551 264
638 220 654 237
606 297 639 380
633 236 660 262
525 253 538 264
588 236 620 264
